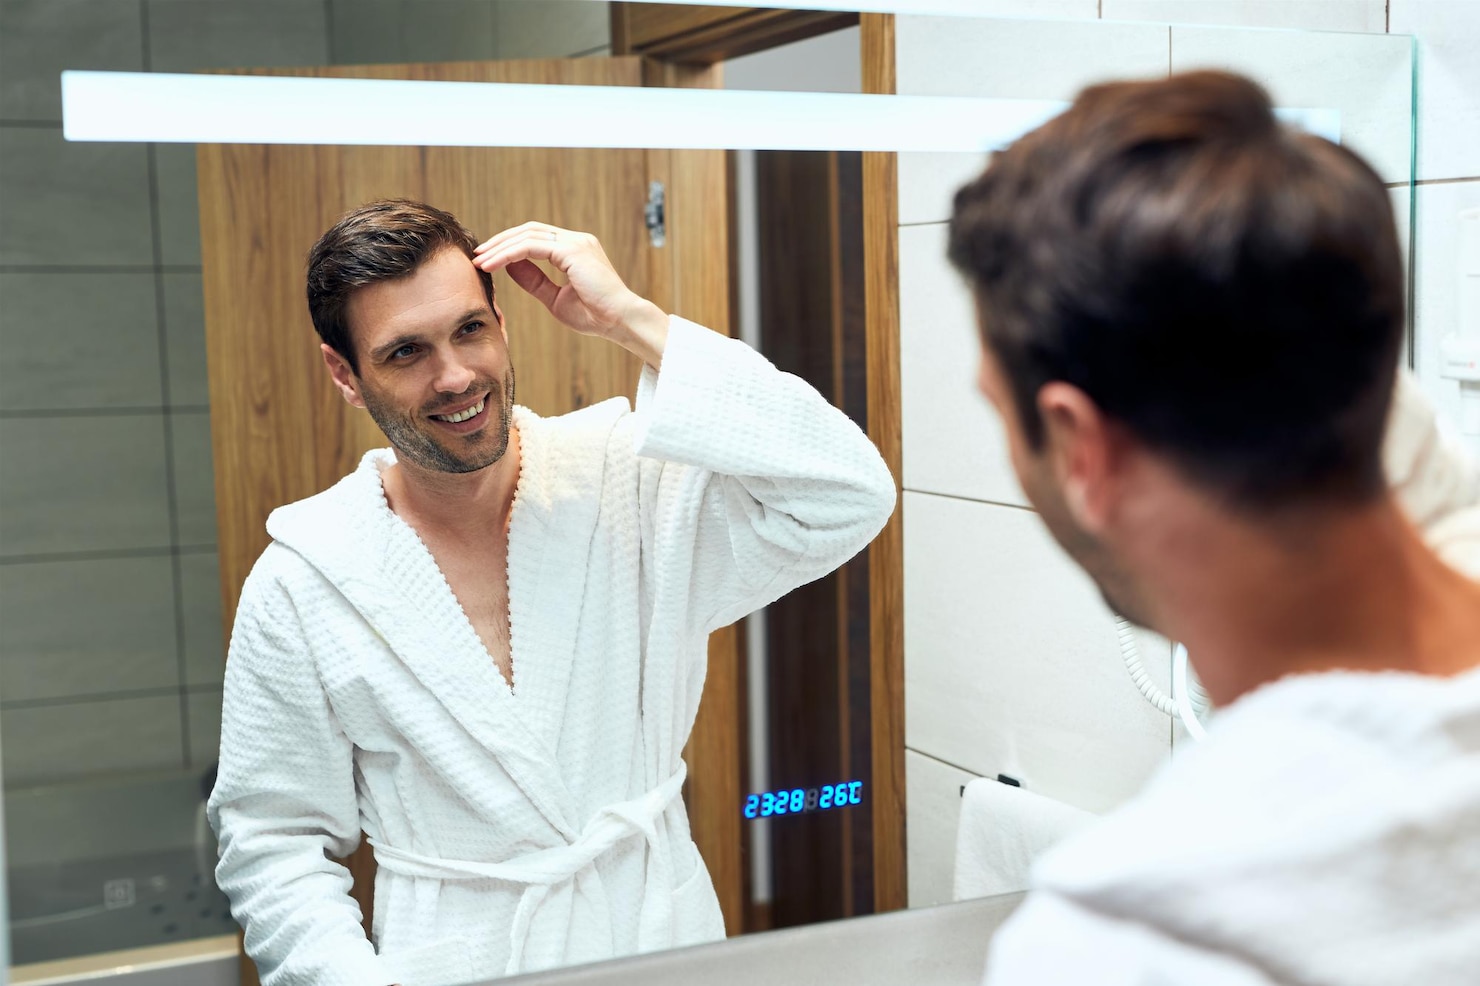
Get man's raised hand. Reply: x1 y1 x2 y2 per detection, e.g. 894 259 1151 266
473 222 668 367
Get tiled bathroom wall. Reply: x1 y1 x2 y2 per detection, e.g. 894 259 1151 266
895 0 1476 907
0 0 609 793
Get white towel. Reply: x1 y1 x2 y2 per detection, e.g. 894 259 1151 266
953 779 1096 901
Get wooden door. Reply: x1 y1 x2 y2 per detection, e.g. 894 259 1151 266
197 57 741 983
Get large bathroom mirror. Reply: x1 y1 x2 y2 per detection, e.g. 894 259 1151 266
0 2 1416 984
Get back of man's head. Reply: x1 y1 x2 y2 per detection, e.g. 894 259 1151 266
948 70 1404 511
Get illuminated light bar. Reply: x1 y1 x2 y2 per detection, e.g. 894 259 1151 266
62 71 1065 152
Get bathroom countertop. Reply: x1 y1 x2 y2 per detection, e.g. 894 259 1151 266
493 893 1026 986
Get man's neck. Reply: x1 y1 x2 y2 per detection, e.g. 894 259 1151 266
381 427 522 540
1142 493 1480 707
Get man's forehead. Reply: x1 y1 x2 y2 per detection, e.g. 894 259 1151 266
346 249 492 340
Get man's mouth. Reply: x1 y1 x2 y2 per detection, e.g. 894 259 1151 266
430 397 486 424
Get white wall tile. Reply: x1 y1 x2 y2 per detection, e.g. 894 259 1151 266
1170 25 1413 183
894 17 1169 227
890 0 1101 17
146 0 329 73
0 0 145 121
1411 179 1480 440
896 15 1170 98
0 556 178 702
722 25 860 94
1103 0 1385 32
898 153 989 228
903 492 1172 814
899 223 1027 508
1391 0 1480 182
906 749 980 910
0 274 163 412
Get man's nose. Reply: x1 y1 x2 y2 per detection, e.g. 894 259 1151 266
432 350 477 394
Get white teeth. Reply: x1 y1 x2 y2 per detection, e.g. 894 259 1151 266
435 399 484 423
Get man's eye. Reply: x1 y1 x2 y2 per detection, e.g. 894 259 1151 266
459 321 484 335
391 345 416 360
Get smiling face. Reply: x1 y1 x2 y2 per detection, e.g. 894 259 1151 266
323 247 516 475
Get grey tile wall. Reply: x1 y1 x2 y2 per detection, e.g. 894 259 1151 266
169 411 218 545
145 0 330 74
185 687 223 767
179 552 225 688
161 272 209 406
0 556 179 702
0 414 174 556
0 273 164 411
0 695 184 786
0 0 145 121
331 0 499 64
153 145 202 267
492 1 611 59
0 128 154 266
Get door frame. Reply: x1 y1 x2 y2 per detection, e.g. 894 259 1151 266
616 8 908 917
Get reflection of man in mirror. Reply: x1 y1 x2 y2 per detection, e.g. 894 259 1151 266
207 201 895 986
952 72 1480 983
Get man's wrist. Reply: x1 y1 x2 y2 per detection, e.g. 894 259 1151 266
617 298 670 369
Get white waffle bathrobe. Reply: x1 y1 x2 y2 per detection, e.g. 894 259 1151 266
207 318 896 986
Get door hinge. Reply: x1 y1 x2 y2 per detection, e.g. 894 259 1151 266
645 181 666 248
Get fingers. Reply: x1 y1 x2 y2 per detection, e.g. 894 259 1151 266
473 222 593 273
503 258 559 310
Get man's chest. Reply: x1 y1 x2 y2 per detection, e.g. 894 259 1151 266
427 542 513 684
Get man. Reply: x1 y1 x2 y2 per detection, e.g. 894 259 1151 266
948 73 1480 983
207 202 895 986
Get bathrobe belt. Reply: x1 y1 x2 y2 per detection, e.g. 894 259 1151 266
369 763 689 975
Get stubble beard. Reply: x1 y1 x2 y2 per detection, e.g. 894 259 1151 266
361 367 517 474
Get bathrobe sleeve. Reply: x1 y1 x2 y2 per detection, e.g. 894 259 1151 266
982 893 1278 986
629 316 896 633
207 547 390 986
1385 372 1480 578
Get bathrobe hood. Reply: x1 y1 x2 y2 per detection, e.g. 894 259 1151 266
1019 666 1480 986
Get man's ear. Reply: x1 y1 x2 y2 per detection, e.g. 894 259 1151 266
1037 382 1122 533
493 298 508 345
322 344 366 408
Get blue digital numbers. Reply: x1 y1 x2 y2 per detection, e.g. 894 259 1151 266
741 780 864 819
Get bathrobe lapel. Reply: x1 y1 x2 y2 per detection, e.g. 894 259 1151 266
264 399 625 840
502 401 623 752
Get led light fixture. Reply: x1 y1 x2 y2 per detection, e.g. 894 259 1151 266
62 71 1066 152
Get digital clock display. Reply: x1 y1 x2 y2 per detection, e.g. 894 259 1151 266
743 781 863 819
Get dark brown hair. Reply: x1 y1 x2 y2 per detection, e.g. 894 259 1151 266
948 71 1405 509
306 199 494 374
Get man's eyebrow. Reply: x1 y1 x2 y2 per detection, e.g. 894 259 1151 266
368 309 494 363
369 333 425 363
